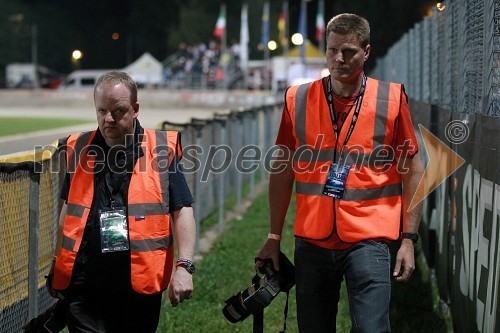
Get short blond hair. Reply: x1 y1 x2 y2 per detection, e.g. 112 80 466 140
326 13 370 47
94 71 138 104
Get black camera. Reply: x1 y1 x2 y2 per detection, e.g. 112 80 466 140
23 300 67 333
222 252 295 323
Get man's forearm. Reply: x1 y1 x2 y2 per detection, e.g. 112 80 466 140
401 154 424 233
172 206 196 260
268 159 295 235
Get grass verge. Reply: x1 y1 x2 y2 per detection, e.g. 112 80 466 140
0 117 91 137
158 189 453 332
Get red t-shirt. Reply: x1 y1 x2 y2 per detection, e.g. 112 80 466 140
275 77 419 250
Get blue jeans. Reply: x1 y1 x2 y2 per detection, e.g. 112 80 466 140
295 238 391 333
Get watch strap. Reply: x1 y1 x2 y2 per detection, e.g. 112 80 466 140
401 232 419 243
176 258 195 274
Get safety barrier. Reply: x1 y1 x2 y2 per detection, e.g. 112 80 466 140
0 103 281 332
160 105 280 253
0 146 63 333
372 0 500 332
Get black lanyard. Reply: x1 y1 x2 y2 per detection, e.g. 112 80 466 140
105 172 123 209
327 74 366 164
104 152 129 209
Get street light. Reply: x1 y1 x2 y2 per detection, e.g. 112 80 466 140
291 33 304 46
72 50 82 61
267 40 277 51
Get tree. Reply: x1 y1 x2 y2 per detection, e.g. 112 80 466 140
0 0 32 83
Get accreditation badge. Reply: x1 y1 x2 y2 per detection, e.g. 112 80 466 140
99 207 129 253
322 163 351 199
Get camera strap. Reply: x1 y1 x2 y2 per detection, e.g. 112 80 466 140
280 291 290 333
252 274 264 333
251 273 291 333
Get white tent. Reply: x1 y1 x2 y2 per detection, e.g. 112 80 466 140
123 52 163 86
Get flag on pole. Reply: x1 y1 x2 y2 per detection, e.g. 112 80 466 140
315 1 325 42
213 5 226 39
278 12 286 46
298 2 306 61
240 3 249 73
261 1 270 46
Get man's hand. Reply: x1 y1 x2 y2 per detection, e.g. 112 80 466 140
255 238 281 272
393 239 415 282
168 268 194 307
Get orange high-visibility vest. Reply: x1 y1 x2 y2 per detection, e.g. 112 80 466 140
287 77 403 242
53 129 182 294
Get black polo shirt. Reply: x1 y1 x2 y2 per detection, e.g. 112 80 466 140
60 124 193 295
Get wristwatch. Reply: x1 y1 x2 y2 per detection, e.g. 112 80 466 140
401 232 419 244
176 258 195 274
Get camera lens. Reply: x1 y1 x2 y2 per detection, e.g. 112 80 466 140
222 292 251 323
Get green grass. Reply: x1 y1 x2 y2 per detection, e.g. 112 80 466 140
158 189 453 333
159 189 296 333
0 117 91 137
198 171 264 236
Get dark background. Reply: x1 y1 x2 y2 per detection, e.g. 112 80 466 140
0 0 436 80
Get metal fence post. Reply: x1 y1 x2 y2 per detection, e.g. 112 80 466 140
248 109 257 200
189 119 208 256
232 110 244 219
214 113 229 231
28 164 41 321
259 107 267 185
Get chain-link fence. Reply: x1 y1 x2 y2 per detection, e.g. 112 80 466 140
372 1 500 331
0 149 62 333
0 103 282 332
160 105 280 253
371 0 499 117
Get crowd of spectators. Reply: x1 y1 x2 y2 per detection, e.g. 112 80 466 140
164 39 244 89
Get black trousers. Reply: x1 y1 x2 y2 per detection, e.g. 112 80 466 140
66 289 162 333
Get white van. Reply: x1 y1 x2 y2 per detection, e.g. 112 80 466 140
59 69 116 89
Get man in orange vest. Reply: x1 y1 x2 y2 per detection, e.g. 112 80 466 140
46 71 196 332
257 13 424 332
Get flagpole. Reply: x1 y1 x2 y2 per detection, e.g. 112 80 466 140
240 3 249 87
283 0 289 89
318 0 325 56
221 3 228 89
262 0 270 90
299 0 310 78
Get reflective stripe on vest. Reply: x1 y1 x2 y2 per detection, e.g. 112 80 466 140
295 182 401 201
288 77 403 242
53 129 179 294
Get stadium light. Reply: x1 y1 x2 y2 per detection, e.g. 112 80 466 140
291 33 303 46
72 50 82 61
267 40 277 51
